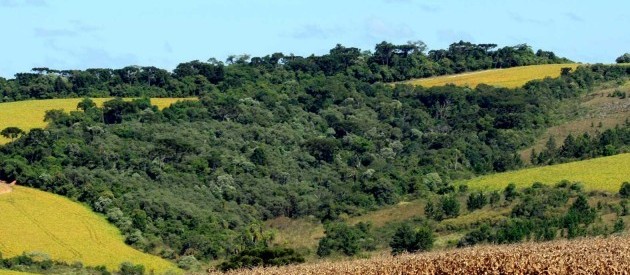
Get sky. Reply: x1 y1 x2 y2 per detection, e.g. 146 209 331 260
0 0 628 78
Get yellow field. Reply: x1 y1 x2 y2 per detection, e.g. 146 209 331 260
0 97 195 144
464 153 630 192
405 64 579 88
0 271 38 275
0 186 180 274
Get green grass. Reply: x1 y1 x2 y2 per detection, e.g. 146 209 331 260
0 97 195 145
0 186 180 274
463 153 630 192
404 64 579 88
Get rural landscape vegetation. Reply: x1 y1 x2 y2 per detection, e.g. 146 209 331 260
0 7 630 275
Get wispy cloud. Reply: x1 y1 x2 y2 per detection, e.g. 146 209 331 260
34 20 100 38
288 24 343 39
364 16 414 40
437 29 474 43
509 12 554 25
564 12 584 22
0 0 46 7
34 28 77 38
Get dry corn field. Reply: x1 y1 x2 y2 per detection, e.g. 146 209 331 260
212 236 630 274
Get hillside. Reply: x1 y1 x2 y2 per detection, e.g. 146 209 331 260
0 185 180 274
0 98 194 144
520 80 630 162
464 153 630 192
404 63 578 88
212 235 630 274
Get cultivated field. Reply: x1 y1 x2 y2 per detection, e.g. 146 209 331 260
0 186 180 274
405 64 579 88
211 235 630 274
0 97 195 144
464 153 630 192
0 271 38 275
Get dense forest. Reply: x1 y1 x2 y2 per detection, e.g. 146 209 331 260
0 41 570 102
0 41 628 267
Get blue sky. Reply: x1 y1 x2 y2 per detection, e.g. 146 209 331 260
0 0 628 78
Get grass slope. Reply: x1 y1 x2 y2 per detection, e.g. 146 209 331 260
0 98 194 144
464 153 630 192
404 64 579 88
520 80 630 162
0 186 180 274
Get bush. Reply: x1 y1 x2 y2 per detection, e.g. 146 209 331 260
467 192 487 211
177 255 200 271
390 224 434 255
119 262 145 275
504 183 518 202
620 182 630 198
218 247 304 271
317 222 375 257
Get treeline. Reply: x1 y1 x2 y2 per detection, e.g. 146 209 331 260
0 41 571 102
533 124 630 165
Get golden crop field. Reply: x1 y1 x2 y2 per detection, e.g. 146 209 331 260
464 153 630 192
405 64 579 88
211 235 630 274
0 185 181 274
0 271 38 275
0 97 195 144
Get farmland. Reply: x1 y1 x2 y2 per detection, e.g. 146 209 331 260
212 235 630 274
464 153 630 192
0 97 194 144
404 63 579 88
0 185 180 274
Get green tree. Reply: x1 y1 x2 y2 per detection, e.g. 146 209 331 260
620 182 630 198
390 224 434 255
616 53 630 64
1 127 25 142
77 97 97 111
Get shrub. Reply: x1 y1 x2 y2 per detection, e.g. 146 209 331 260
218 247 304 271
619 182 630 198
467 192 487 211
390 224 434 255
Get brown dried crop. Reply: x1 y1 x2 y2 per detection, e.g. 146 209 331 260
210 235 630 275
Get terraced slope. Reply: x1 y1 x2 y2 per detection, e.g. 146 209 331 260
0 97 195 144
0 185 180 274
405 64 578 88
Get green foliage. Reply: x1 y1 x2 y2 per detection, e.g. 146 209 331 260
317 222 375 257
616 53 630 64
0 45 626 262
504 183 518 202
620 182 630 198
466 191 488 211
119 262 145 275
426 195 460 221
0 127 24 141
217 247 304 271
390 224 434 255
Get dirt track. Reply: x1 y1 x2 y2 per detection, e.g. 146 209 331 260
0 181 14 195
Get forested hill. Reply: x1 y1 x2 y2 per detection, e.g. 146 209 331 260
0 41 571 102
0 56 628 264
